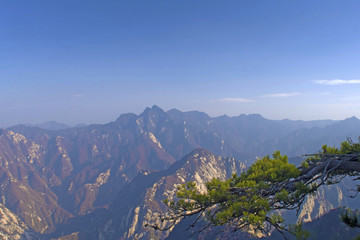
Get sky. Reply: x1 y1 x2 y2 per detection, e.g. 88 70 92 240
1 0 360 127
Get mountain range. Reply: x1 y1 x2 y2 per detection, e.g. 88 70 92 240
0 105 359 239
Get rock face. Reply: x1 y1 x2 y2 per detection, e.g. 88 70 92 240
0 106 359 238
0 130 72 234
117 149 245 240
55 151 359 240
297 176 359 223
0 203 38 240
57 149 246 240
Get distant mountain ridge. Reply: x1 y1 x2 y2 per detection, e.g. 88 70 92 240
31 121 72 131
0 106 359 238
8 121 89 131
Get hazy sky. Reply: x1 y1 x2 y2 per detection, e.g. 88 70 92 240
1 0 360 126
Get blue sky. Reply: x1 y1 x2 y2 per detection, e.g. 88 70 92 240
1 0 360 126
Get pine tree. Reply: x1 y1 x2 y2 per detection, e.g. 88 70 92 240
149 139 360 239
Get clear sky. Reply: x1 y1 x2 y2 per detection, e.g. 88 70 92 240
1 0 360 127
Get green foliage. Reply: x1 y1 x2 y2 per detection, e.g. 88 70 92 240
276 189 290 203
320 138 360 155
164 151 303 236
289 222 310 240
300 160 309 169
294 182 314 198
321 144 340 154
269 213 284 225
340 140 360 154
302 138 360 168
246 151 300 182
341 208 360 228
159 138 360 239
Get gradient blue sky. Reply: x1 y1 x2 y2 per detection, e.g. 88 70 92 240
1 0 360 126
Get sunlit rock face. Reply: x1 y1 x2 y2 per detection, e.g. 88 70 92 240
0 130 72 234
0 203 38 240
87 149 246 240
297 176 358 224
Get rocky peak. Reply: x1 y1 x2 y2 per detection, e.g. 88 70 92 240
136 105 168 133
142 105 165 116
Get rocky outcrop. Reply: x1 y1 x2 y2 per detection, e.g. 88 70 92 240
0 131 72 233
0 203 38 240
55 149 246 239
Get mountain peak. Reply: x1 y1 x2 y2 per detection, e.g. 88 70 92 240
151 104 163 111
347 116 359 120
142 105 165 115
188 148 213 156
238 113 265 120
343 116 360 123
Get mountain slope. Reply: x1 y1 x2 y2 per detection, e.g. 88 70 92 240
0 106 359 237
0 203 38 240
50 149 246 239
0 130 72 233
